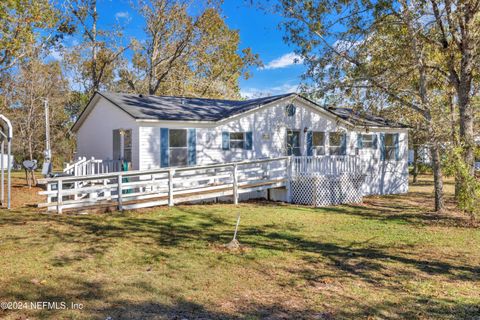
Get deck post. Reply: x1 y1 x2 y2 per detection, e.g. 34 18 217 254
57 180 63 214
286 156 292 203
232 164 238 205
117 173 123 211
46 183 52 204
168 169 175 206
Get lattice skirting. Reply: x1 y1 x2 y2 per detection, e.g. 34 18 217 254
291 173 366 207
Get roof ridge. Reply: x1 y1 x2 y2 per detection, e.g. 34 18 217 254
100 91 295 103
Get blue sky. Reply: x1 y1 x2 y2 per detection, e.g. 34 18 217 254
80 0 306 98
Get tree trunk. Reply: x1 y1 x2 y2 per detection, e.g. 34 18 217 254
458 90 475 176
430 143 444 213
91 0 98 92
413 145 419 183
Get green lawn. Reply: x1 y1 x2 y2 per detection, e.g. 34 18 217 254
0 175 479 319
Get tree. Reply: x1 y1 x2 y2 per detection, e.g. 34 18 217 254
0 0 58 72
119 0 260 98
63 0 129 93
428 0 480 178
2 50 74 166
273 0 470 212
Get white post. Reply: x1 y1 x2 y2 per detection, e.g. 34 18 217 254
168 169 175 206
286 156 292 203
117 173 123 211
57 180 63 214
1 140 4 206
232 164 238 205
7 138 11 209
47 183 52 204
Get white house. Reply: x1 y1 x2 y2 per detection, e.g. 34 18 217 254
72 91 409 196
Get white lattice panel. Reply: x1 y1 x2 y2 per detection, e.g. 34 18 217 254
291 173 366 207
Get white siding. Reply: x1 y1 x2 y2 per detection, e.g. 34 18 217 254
138 97 408 195
76 98 140 169
138 97 347 170
352 131 409 195
76 95 408 196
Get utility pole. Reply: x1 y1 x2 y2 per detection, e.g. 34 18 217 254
42 99 52 176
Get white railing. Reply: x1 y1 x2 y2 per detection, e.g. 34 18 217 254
64 157 123 176
41 156 367 213
40 157 289 213
292 156 362 175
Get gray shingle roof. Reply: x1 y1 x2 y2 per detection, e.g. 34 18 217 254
89 91 405 128
98 92 293 122
326 107 408 128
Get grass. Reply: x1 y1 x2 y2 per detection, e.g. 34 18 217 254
0 174 479 319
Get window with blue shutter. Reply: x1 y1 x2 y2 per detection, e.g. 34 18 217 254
372 134 378 149
380 133 386 161
245 132 253 150
222 132 230 150
306 131 313 156
187 128 196 165
160 128 169 167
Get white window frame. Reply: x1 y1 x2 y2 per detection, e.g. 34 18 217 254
329 132 344 155
229 132 245 149
169 129 188 167
361 134 375 149
384 133 396 161
312 131 325 155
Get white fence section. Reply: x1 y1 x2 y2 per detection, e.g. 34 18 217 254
64 157 123 176
292 156 360 175
40 157 289 213
39 156 371 213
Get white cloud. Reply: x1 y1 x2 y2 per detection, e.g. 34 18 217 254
115 11 130 19
48 48 63 61
261 52 304 70
240 83 299 99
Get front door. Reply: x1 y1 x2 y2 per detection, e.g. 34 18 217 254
287 130 301 156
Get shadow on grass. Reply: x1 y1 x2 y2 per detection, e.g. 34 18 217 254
0 189 479 319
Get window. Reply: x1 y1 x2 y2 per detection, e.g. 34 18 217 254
329 132 345 155
123 129 132 163
384 133 396 160
169 129 187 166
312 132 325 155
361 134 375 149
230 132 245 149
287 130 301 156
113 129 132 162
285 104 296 116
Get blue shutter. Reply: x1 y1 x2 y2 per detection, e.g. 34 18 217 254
357 134 363 149
341 133 347 155
222 132 230 150
187 128 196 166
372 134 378 149
160 128 169 167
245 132 253 150
380 133 386 161
306 131 313 156
394 133 400 161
